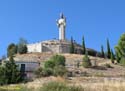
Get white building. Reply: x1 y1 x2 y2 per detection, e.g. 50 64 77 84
27 13 83 54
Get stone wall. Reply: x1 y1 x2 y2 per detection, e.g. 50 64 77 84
27 40 82 54
59 44 70 53
42 43 60 53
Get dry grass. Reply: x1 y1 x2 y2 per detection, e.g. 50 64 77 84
1 77 125 91
83 81 125 91
69 77 125 91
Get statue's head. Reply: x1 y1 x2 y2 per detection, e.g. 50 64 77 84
60 13 64 19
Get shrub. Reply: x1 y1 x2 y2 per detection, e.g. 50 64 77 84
44 55 65 69
40 82 83 91
35 67 53 77
83 53 91 68
53 66 67 77
104 63 112 68
42 55 66 77
34 67 43 78
120 57 125 66
44 60 55 69
52 55 66 66
35 55 67 77
42 68 53 77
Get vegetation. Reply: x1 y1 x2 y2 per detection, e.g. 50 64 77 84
0 81 125 91
34 67 43 78
115 51 120 63
115 33 125 66
7 43 17 57
53 65 67 77
106 39 111 59
7 38 27 57
87 49 97 57
111 49 115 63
120 57 125 66
82 52 91 68
40 82 83 91
0 56 24 85
82 35 86 54
70 37 75 54
101 45 105 58
17 38 27 54
104 63 113 68
35 55 67 77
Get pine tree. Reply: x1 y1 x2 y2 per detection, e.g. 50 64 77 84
115 33 125 65
101 45 105 58
82 36 86 54
70 37 75 54
0 56 24 85
107 39 111 58
5 56 23 84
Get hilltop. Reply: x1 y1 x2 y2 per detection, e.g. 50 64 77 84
15 53 125 77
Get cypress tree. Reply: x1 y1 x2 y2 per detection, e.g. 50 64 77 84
101 45 105 58
107 39 111 58
82 36 86 54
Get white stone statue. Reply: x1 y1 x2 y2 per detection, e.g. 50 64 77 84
56 13 66 40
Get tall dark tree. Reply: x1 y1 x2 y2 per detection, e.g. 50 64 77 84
106 39 111 58
17 38 28 54
70 37 75 54
101 45 105 58
82 36 86 54
7 43 17 57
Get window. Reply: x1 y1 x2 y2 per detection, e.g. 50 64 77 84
20 64 25 72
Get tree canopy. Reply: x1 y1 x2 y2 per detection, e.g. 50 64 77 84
115 33 125 66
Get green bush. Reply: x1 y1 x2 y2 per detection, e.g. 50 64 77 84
44 60 55 69
44 55 65 69
52 55 66 66
35 55 67 77
53 66 67 77
40 82 83 91
82 54 91 68
120 57 125 66
42 68 53 77
34 67 43 78
43 55 66 77
35 67 53 77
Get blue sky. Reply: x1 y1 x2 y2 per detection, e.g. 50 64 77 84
0 0 125 57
